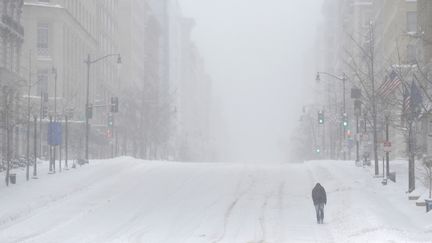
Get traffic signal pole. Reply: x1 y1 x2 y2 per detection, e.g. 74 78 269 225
342 75 346 160
85 54 91 162
356 111 359 163
84 54 121 162
316 72 348 161
385 116 390 177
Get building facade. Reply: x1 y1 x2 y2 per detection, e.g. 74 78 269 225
0 0 24 161
21 0 119 159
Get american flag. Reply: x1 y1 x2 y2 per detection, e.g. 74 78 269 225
403 80 423 121
402 85 410 114
377 70 401 97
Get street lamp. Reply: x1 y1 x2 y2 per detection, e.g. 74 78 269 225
84 53 122 162
316 71 348 160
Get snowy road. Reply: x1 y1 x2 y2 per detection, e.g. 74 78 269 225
0 158 431 243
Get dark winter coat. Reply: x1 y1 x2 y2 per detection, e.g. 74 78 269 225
312 183 327 205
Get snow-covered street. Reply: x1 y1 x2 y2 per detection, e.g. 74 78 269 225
0 158 431 243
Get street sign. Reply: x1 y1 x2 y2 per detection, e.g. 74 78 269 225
383 141 392 152
48 122 62 145
347 139 354 149
111 97 119 113
356 133 362 142
351 88 362 99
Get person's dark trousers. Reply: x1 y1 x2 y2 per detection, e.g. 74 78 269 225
314 203 325 224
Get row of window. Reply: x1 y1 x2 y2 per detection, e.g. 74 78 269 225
407 11 417 33
0 35 21 73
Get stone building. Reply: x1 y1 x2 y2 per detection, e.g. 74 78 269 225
0 0 24 85
0 0 24 160
21 0 119 159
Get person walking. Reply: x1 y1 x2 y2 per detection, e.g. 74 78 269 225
312 183 327 224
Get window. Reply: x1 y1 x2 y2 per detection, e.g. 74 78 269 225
407 11 417 33
407 44 417 64
37 69 49 95
0 37 4 68
37 23 49 56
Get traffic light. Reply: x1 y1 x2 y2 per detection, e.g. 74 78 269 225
318 111 324 124
42 105 48 119
86 103 93 119
316 147 321 154
107 113 114 128
106 129 113 139
107 114 114 139
110 97 119 113
342 113 348 127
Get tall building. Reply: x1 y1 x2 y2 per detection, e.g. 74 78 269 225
0 0 24 160
418 0 432 65
373 0 418 68
21 0 119 158
0 0 24 84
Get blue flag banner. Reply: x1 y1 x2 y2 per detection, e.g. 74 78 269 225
48 122 62 146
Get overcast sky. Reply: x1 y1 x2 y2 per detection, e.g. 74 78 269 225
179 0 323 162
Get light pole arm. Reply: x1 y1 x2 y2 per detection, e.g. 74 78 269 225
318 71 346 81
88 54 121 65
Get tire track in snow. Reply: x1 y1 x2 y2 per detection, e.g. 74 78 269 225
212 167 256 243
125 167 225 243
257 192 272 243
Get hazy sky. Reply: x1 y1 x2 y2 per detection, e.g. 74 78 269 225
180 0 323 162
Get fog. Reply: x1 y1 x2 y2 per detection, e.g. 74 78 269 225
180 0 323 162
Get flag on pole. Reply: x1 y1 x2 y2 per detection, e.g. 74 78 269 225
377 70 401 97
410 80 423 119
401 84 410 127
403 80 423 122
402 86 410 112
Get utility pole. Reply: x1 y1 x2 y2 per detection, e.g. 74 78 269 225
26 52 32 181
49 115 54 173
65 114 68 169
355 106 360 163
408 119 415 192
4 87 10 186
385 116 390 177
85 54 92 162
33 115 38 178
39 91 43 158
342 74 347 160
316 72 348 160
84 53 122 162
52 68 58 172
369 21 379 175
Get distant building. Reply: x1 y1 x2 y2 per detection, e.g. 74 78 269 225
118 0 166 158
177 17 212 161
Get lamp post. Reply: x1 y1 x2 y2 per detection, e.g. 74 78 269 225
84 53 121 162
52 67 58 172
316 72 347 160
